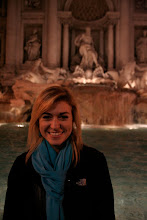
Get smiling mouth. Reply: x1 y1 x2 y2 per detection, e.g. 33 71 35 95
48 131 64 137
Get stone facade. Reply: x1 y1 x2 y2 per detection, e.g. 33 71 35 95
0 0 147 70
0 0 147 125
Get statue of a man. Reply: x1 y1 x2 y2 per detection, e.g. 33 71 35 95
24 28 41 61
74 27 99 70
136 30 147 63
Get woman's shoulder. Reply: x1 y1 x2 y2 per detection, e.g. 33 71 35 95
81 145 106 164
13 152 27 165
82 144 104 157
9 152 29 175
73 145 109 176
6 152 29 184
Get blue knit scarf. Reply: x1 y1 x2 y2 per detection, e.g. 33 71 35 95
32 139 73 220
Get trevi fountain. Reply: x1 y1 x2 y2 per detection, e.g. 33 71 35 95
0 1 147 220
0 0 147 125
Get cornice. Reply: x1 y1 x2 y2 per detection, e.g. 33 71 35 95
58 11 120 29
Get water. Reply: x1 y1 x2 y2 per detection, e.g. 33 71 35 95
0 123 147 220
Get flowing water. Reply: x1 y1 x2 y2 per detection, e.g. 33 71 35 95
0 123 147 220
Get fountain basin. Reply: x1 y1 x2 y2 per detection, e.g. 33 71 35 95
0 80 147 125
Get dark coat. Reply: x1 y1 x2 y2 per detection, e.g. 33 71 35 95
3 145 115 220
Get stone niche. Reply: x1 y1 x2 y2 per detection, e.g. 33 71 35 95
134 27 147 65
23 24 42 63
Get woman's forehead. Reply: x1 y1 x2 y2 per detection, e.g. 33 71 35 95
43 101 72 113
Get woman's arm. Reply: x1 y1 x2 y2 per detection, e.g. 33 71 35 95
3 154 28 219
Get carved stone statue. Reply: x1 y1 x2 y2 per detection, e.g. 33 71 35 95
104 61 147 90
24 29 41 61
136 30 147 63
19 59 68 84
72 64 112 85
104 61 136 88
74 27 99 70
134 64 147 90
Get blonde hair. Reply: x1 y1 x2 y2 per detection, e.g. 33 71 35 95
26 84 83 165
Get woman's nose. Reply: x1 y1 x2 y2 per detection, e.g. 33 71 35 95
50 118 60 129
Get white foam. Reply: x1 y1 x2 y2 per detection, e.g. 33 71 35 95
81 123 147 130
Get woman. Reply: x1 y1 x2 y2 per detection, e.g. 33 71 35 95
3 84 115 220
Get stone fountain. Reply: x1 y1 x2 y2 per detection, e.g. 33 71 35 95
0 27 147 125
0 55 147 125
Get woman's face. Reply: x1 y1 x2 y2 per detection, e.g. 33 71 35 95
39 101 73 152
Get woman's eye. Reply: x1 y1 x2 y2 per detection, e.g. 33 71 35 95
42 115 52 119
59 115 68 120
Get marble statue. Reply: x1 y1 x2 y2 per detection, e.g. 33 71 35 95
19 59 46 83
136 30 147 63
72 64 116 86
19 59 68 84
74 27 99 70
39 61 68 83
134 64 147 90
104 61 147 90
24 29 41 61
104 61 136 88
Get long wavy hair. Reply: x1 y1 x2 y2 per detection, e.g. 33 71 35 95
26 84 83 165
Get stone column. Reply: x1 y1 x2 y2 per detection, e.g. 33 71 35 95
57 20 62 66
63 23 69 69
15 0 22 66
47 0 58 68
5 0 17 66
71 29 76 57
99 29 104 60
107 24 114 70
115 22 120 69
119 0 130 67
130 25 134 61
129 0 135 62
